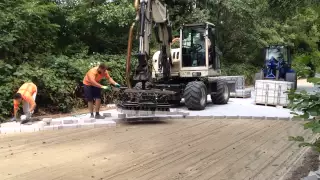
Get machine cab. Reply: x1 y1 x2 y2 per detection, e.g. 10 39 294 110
263 45 294 79
179 22 221 77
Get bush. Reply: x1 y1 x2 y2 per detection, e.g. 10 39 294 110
0 53 135 119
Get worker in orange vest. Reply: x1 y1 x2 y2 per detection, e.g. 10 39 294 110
12 82 37 121
83 63 121 119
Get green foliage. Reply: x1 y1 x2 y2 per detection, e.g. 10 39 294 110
288 77 320 152
0 0 320 120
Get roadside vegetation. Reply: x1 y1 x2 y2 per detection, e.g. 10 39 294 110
0 0 319 120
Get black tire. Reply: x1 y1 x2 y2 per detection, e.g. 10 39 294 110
183 81 207 110
134 82 152 89
285 72 297 90
211 79 230 104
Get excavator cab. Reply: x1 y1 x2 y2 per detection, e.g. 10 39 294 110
179 22 222 77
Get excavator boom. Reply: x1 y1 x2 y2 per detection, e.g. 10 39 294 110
117 0 175 115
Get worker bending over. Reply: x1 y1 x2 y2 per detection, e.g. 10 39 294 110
83 63 120 119
13 82 37 121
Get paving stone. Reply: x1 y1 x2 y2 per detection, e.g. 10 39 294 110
213 116 226 119
80 123 95 128
239 116 253 119
20 125 37 133
63 119 79 124
82 118 96 123
50 120 62 126
61 124 80 129
94 120 116 128
42 118 52 125
278 117 290 120
0 127 21 134
185 115 199 119
103 113 112 117
1 122 21 128
252 116 266 120
118 114 126 119
43 126 54 131
226 116 240 119
301 175 318 180
266 117 278 120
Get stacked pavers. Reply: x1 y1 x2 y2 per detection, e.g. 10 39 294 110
0 113 116 135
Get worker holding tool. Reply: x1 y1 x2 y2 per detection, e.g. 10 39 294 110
12 82 37 121
83 63 121 119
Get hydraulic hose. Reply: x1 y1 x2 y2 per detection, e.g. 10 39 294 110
125 0 139 88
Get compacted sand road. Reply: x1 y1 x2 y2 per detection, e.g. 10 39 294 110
0 119 313 180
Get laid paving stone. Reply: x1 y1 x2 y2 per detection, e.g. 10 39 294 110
94 120 116 128
50 120 62 126
61 124 80 129
252 116 266 120
20 125 37 133
118 114 126 119
80 123 95 128
239 116 253 119
0 127 21 134
1 122 21 128
226 116 240 119
63 119 79 124
103 113 111 117
266 117 278 120
42 118 52 125
212 115 226 119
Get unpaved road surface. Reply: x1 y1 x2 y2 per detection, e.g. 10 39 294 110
0 119 313 180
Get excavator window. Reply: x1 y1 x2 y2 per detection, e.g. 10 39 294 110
181 26 206 67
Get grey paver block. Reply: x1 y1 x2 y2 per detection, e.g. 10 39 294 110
103 113 111 117
252 116 266 120
0 127 21 134
278 117 290 120
226 116 240 119
1 122 21 128
63 119 78 124
61 124 79 129
266 117 278 120
213 116 226 119
42 118 52 125
44 126 54 131
80 123 95 128
239 116 253 119
20 125 37 133
94 120 116 128
50 120 62 125
118 114 126 119
185 115 199 119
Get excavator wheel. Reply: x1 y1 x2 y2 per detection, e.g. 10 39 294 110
183 81 207 110
211 79 229 105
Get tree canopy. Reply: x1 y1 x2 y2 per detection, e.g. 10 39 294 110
0 0 319 119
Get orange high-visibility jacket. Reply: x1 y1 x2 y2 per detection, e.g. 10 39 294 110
83 67 116 87
13 82 37 111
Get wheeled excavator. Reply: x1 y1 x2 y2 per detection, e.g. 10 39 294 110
116 0 232 116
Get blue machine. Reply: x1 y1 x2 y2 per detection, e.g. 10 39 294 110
255 45 297 89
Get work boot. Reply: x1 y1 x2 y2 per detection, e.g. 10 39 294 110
95 113 105 119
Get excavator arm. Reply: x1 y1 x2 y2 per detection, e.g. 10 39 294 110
126 0 173 88
118 0 175 115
